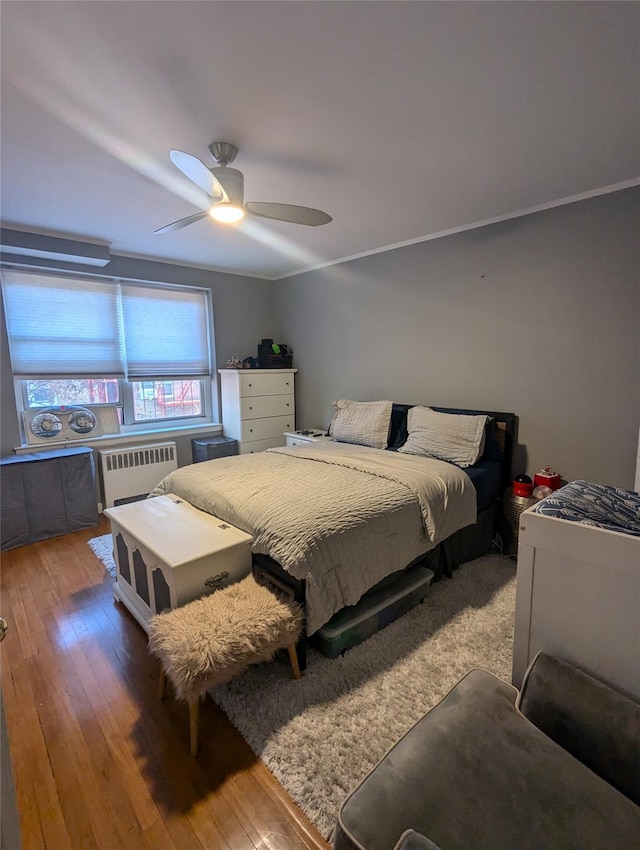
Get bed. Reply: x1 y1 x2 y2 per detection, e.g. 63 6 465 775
151 401 515 645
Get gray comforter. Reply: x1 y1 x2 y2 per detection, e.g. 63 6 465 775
151 442 476 634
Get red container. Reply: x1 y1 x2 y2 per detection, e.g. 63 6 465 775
533 466 562 491
512 475 533 497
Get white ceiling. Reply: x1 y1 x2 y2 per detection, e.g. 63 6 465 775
1 1 638 280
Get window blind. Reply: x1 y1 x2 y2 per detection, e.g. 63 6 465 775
121 284 211 379
1 270 126 378
1 270 212 380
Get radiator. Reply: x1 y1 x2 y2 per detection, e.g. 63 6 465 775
99 441 177 509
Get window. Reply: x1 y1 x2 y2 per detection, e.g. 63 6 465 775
128 379 202 422
2 269 213 431
25 378 121 408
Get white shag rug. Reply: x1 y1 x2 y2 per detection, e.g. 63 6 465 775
88 534 117 579
88 534 515 839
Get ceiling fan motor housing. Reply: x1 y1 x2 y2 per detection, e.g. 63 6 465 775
211 167 244 207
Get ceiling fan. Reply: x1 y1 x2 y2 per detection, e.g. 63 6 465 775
155 142 332 233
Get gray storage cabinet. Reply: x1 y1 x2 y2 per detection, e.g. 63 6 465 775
191 435 238 463
1 446 99 550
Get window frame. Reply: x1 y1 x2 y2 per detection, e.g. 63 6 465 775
4 268 216 438
120 377 212 429
18 376 213 431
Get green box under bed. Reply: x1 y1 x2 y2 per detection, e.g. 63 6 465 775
310 565 434 658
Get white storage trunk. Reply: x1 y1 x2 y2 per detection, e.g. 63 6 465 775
513 506 640 701
104 494 253 632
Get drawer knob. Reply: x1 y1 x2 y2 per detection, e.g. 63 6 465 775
249 428 253 433
248 383 252 387
286 403 290 407
249 406 253 410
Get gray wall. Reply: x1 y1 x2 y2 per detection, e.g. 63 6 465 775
0 251 276 459
275 188 639 490
3 189 638 488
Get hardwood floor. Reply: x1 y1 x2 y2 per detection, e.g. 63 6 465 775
1 517 331 850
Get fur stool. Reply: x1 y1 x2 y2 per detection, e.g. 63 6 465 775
148 574 304 755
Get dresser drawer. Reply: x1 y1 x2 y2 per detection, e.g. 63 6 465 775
241 394 294 420
286 437 308 447
239 372 295 398
241 414 294 443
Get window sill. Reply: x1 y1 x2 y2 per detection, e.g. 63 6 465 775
13 421 223 454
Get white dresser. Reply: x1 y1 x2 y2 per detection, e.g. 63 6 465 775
218 368 297 453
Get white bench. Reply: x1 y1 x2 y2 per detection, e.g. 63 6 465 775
104 494 253 631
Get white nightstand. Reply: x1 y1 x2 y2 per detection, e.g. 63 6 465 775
284 429 333 448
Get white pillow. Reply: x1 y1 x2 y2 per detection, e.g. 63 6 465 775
398 407 488 467
329 399 393 449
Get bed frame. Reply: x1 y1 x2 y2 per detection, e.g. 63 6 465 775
253 404 516 668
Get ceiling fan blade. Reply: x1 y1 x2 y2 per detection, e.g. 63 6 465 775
245 202 332 226
169 150 224 201
154 211 209 234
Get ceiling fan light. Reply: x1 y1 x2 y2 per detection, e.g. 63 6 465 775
210 204 245 224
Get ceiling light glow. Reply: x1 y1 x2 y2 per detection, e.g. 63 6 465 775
210 204 245 224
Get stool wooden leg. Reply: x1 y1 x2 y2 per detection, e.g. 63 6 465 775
158 665 167 699
287 643 301 679
189 699 199 757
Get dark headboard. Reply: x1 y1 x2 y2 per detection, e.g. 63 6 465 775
387 403 516 493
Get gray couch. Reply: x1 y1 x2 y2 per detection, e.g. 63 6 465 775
333 652 640 850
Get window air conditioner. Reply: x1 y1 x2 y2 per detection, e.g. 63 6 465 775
22 405 120 446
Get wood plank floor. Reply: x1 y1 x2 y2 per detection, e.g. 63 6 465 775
1 517 331 850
